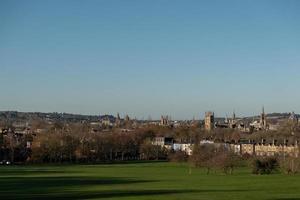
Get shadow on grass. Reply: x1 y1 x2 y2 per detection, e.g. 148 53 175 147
0 169 68 176
0 167 261 200
0 176 156 192
0 188 253 200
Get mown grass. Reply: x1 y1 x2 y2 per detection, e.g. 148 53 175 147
0 162 300 200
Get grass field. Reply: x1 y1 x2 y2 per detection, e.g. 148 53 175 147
1 162 300 200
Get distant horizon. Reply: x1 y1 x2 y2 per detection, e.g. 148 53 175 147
0 108 298 121
1 0 300 119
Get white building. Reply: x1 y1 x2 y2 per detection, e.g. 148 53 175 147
173 143 193 155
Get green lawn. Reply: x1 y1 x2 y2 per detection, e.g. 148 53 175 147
0 162 300 200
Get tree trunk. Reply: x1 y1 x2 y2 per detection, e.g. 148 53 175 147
207 167 210 175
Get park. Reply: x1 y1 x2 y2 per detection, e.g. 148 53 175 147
1 162 300 200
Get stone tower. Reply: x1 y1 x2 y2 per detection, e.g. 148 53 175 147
205 112 214 131
160 115 169 126
116 113 121 127
125 114 130 122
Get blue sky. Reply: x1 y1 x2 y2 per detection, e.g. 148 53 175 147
0 0 300 119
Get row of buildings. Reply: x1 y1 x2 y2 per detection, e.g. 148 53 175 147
231 141 299 157
152 136 299 157
204 108 299 132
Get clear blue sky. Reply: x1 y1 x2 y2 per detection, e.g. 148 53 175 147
1 0 300 119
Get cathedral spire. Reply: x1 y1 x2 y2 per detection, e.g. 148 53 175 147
233 110 236 120
260 106 267 130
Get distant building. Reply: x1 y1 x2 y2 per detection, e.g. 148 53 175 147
101 116 113 127
152 137 174 149
228 139 299 157
173 143 193 155
205 112 214 131
200 140 214 145
115 113 122 127
229 111 237 128
160 115 170 126
289 112 298 124
260 106 268 130
125 115 130 122
250 107 268 131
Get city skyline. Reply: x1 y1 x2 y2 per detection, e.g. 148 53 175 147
0 107 296 121
1 0 300 119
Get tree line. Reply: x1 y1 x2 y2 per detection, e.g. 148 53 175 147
1 120 300 176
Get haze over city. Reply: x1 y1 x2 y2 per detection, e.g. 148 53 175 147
1 0 300 119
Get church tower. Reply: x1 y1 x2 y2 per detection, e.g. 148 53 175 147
260 106 267 129
232 111 236 121
116 113 121 127
230 111 237 128
205 112 214 131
